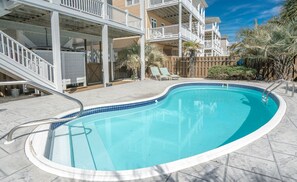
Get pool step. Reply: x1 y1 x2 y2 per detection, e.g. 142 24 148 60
68 124 97 170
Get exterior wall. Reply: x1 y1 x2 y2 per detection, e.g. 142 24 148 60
112 0 177 55
146 12 173 28
221 38 230 56
204 22 223 57
113 36 139 50
112 0 140 16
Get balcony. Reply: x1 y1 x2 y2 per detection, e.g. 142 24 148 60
205 40 223 53
60 0 142 30
205 25 221 37
148 0 204 23
147 24 201 42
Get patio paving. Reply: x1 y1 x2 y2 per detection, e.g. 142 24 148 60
0 79 296 182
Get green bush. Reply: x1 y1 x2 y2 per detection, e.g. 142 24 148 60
208 66 256 80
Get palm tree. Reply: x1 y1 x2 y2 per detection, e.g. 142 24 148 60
144 44 167 72
116 43 167 79
183 41 202 77
231 18 297 80
280 0 297 23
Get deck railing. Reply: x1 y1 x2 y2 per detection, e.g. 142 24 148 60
148 0 204 23
148 24 201 42
60 0 103 17
148 25 179 40
60 0 141 30
0 31 55 84
106 4 141 29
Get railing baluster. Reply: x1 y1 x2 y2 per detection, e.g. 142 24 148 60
21 47 24 65
7 38 11 58
16 44 19 63
0 33 4 54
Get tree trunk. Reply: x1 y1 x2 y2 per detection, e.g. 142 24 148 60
189 51 195 77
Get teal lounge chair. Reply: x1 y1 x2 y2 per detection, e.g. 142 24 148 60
150 67 169 81
160 67 180 80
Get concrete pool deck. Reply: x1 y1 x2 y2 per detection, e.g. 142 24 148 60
0 79 296 182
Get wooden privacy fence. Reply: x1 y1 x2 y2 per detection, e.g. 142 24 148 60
163 56 237 78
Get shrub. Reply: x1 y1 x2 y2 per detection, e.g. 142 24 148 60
208 66 256 80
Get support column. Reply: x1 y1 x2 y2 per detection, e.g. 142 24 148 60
51 11 63 92
140 35 145 80
84 39 88 86
178 1 182 57
189 13 192 36
140 0 145 80
102 24 109 87
110 38 114 81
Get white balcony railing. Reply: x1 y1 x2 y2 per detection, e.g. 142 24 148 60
106 5 141 29
60 0 142 30
148 0 204 23
148 25 179 40
205 40 223 53
60 0 103 17
205 25 221 37
149 0 178 8
148 24 201 42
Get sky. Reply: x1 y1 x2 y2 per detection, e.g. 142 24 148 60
205 0 285 42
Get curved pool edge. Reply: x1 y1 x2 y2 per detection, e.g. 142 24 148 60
25 81 287 181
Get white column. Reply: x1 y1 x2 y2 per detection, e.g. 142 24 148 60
178 1 182 57
140 0 145 80
189 13 192 34
51 11 63 92
102 24 109 86
110 38 114 81
103 0 108 19
140 35 145 80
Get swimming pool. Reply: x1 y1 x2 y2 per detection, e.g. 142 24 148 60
26 82 286 181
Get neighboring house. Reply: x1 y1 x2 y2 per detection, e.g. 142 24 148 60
0 0 145 92
204 17 223 57
221 35 230 56
113 0 208 57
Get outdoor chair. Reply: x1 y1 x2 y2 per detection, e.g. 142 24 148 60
160 67 180 80
150 67 170 81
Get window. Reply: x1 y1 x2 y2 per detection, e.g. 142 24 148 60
161 23 165 27
126 0 139 6
151 18 157 28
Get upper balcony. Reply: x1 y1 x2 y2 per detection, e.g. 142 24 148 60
147 0 205 24
61 0 142 30
205 40 223 53
2 0 143 35
147 24 203 43
205 24 221 37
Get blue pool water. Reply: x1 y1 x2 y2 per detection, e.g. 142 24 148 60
49 84 279 171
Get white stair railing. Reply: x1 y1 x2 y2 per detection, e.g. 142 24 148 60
0 30 55 86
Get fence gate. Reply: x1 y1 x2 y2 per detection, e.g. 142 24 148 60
86 63 102 85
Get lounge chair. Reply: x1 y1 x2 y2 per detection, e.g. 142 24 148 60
159 67 180 80
150 67 170 81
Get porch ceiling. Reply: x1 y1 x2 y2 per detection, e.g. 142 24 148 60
0 5 137 38
148 5 195 24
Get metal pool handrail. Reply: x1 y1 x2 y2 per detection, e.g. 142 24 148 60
262 79 295 103
0 80 84 144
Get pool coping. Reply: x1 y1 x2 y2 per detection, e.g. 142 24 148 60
25 81 287 181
